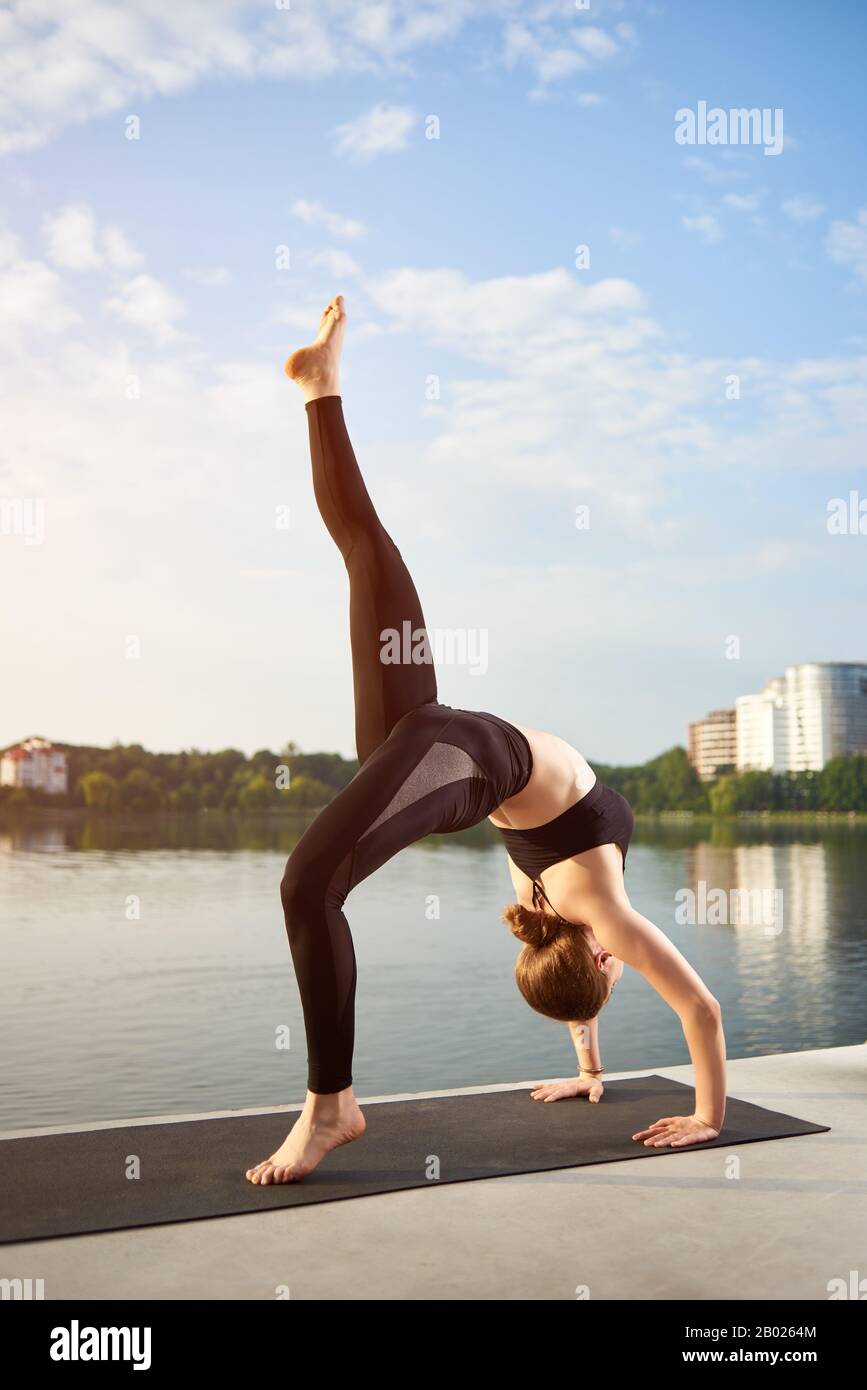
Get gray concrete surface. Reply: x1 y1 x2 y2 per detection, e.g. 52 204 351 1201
2 1043 865 1300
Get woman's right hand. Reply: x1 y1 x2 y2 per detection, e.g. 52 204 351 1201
530 1075 604 1104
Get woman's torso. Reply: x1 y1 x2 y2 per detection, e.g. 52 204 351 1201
489 723 630 918
488 724 596 830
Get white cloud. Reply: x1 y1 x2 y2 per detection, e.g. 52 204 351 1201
610 225 643 248
103 274 186 341
781 194 825 224
36 204 186 338
682 214 723 244
825 209 867 287
503 15 627 91
576 92 604 107
308 249 362 279
363 266 652 374
291 199 367 240
346 264 867 596
535 48 588 84
43 204 102 270
574 27 620 61
722 192 763 212
333 102 416 161
102 226 145 273
0 223 22 267
0 258 79 344
0 3 641 153
0 1 434 154
43 203 144 273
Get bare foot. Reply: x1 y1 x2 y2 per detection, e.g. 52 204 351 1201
245 1088 366 1184
284 295 346 403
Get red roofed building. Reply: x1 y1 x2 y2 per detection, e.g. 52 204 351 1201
0 738 68 794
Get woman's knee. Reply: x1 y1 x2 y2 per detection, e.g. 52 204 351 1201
280 851 322 925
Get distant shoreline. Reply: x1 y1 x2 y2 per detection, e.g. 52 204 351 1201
3 805 866 825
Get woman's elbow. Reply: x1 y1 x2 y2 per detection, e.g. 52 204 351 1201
683 992 722 1024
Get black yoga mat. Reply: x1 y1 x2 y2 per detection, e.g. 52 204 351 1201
0 1074 829 1243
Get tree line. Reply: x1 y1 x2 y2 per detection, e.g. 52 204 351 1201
2 740 866 815
595 748 867 814
0 741 357 814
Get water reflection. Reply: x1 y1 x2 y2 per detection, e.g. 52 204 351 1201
0 810 496 856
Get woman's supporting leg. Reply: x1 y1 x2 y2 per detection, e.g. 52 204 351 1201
245 700 494 1184
279 704 465 1094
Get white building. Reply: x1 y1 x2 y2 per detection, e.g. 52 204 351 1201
688 708 737 781
0 738 68 794
736 677 788 773
736 663 867 773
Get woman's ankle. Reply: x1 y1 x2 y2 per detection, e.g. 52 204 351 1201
304 1084 356 1112
301 376 340 404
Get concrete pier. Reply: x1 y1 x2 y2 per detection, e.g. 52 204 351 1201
2 1043 864 1301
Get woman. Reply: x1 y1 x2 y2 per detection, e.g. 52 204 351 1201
246 297 726 1186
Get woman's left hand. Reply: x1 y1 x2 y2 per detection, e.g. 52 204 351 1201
632 1114 720 1148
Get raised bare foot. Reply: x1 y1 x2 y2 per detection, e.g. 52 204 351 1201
284 295 346 403
245 1087 366 1184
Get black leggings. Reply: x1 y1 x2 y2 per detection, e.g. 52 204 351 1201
281 396 531 1093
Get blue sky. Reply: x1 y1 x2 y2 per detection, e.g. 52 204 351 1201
1 0 866 763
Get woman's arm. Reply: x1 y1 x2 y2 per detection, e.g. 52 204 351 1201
589 893 726 1134
570 1016 603 1076
530 1016 606 1104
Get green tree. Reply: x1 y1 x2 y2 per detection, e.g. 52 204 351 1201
736 770 775 811
651 747 705 810
170 782 199 813
118 768 162 813
820 756 859 811
285 749 357 791
237 773 275 811
79 770 119 811
200 782 221 809
709 774 738 816
283 774 334 809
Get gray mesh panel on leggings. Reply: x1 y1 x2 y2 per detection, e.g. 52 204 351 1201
359 741 484 839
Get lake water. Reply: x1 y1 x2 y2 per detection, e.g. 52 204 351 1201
1 813 865 1131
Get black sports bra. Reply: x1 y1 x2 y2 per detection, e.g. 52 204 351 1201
497 777 633 916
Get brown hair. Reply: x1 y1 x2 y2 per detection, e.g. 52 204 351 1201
502 902 609 1021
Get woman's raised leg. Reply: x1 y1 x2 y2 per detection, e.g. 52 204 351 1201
287 296 437 764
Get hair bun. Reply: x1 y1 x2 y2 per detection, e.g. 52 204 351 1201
502 902 563 948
